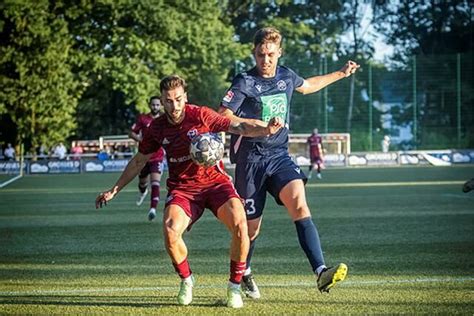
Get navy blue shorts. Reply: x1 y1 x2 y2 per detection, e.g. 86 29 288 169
234 154 307 220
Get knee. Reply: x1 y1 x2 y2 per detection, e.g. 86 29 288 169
232 217 248 240
291 206 311 221
163 220 181 246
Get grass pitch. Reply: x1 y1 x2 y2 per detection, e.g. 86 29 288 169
1 165 473 314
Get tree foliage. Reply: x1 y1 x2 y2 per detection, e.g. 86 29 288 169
373 0 472 62
0 1 82 151
1 0 245 147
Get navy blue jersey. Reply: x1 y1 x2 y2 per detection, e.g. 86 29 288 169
221 66 304 163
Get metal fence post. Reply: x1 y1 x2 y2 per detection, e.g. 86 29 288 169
457 53 462 147
324 56 328 133
413 56 417 149
369 63 373 151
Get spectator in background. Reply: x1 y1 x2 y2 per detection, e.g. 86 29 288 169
4 143 15 161
97 146 110 161
307 128 325 180
38 144 48 159
53 142 67 160
71 143 84 160
381 135 390 153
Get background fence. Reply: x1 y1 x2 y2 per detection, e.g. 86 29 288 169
238 53 473 152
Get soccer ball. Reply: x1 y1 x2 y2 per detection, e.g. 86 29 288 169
189 133 224 167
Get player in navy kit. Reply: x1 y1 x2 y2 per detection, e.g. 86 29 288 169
96 75 283 308
219 27 360 298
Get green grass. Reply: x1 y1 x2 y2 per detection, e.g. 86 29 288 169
1 165 473 314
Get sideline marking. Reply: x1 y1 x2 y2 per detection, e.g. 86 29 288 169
0 181 464 193
306 181 463 188
0 174 23 189
1 277 473 296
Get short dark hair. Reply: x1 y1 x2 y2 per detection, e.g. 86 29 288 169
160 75 187 93
253 27 282 47
149 96 160 104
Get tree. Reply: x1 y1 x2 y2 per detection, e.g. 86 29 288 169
0 1 83 152
373 0 472 62
65 0 245 138
337 0 376 133
1 0 246 147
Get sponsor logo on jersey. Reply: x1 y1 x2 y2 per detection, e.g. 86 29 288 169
277 80 287 91
255 84 262 92
260 93 288 122
223 90 234 102
162 138 170 145
169 155 192 163
294 167 301 174
187 129 198 139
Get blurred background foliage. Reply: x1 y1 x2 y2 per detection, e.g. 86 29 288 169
0 0 472 152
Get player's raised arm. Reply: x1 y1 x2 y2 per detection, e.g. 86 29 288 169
296 60 360 95
95 152 151 209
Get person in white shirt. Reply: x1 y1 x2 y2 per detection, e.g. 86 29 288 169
53 142 67 160
4 143 15 161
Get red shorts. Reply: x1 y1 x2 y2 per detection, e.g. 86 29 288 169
310 155 324 165
165 181 242 230
139 160 163 178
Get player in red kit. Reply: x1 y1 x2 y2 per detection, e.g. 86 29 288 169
307 128 324 179
96 75 283 308
129 96 166 221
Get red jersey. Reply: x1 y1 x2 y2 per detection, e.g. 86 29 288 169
131 113 165 162
139 104 232 190
307 134 323 158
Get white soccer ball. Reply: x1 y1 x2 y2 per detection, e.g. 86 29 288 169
189 133 224 167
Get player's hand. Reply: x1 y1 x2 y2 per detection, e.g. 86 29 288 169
340 60 360 77
267 116 284 135
95 186 119 209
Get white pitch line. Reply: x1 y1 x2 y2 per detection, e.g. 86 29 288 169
0 181 464 193
0 174 23 189
1 277 473 296
306 181 464 188
442 193 474 199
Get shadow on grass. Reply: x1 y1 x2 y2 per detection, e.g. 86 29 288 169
0 294 228 308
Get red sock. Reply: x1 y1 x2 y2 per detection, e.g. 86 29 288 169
229 260 246 284
173 258 192 279
150 181 160 208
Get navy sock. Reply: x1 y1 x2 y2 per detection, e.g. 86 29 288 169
246 238 258 269
295 217 325 273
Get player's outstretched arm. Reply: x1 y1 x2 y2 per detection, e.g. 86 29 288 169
296 60 360 95
218 106 283 137
95 152 151 209
228 116 284 137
